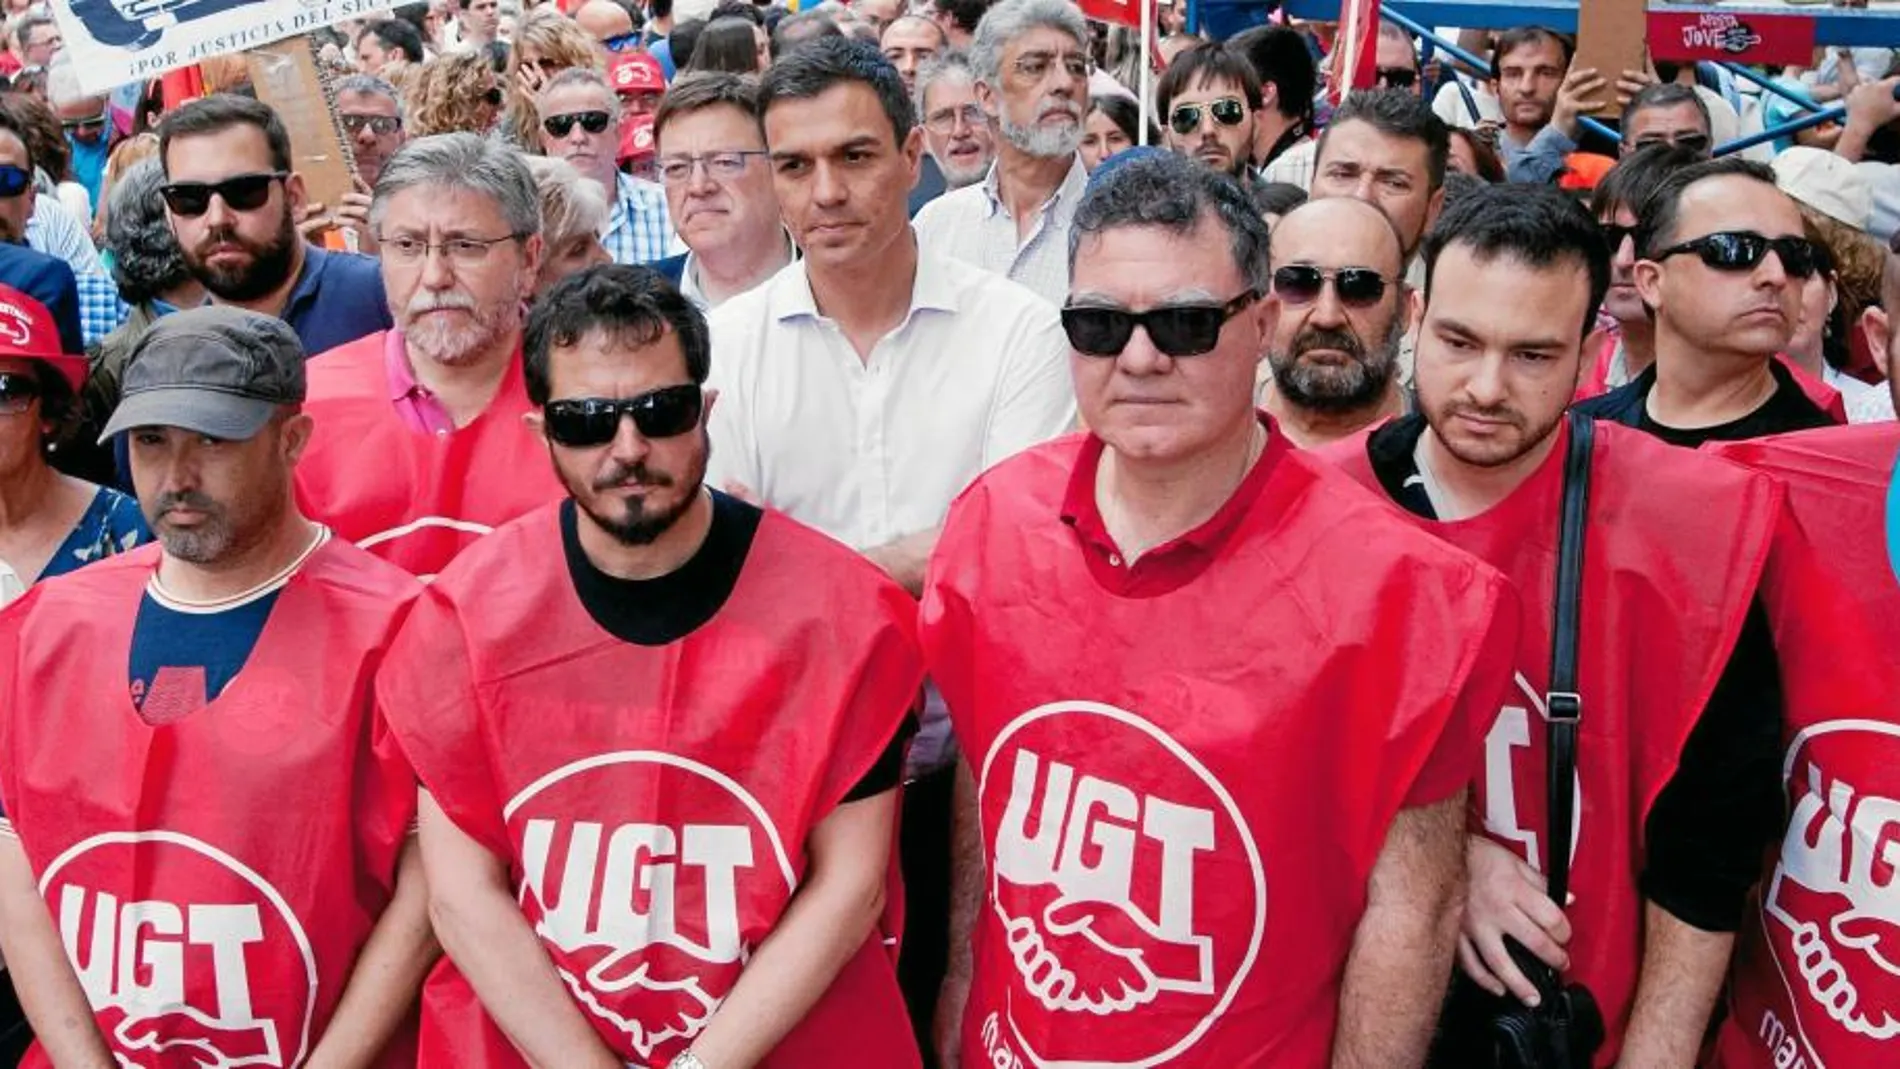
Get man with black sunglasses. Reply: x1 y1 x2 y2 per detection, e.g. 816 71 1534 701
926 148 1517 1069
1576 157 1840 444
382 264 925 1069
541 67 679 267
1327 183 1794 1067
1619 83 1712 160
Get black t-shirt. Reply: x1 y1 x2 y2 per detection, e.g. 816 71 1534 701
561 491 907 802
1367 415 1783 931
1573 359 1838 446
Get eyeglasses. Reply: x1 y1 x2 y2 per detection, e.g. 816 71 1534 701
656 150 770 185
543 110 612 138
378 233 523 266
924 103 986 136
60 112 106 132
1272 265 1392 307
0 164 30 199
340 113 402 136
0 372 40 415
1063 292 1260 357
543 384 704 447
1375 66 1417 89
1632 133 1711 154
1168 98 1248 137
159 172 289 217
1652 231 1821 280
1600 222 1637 252
1013 51 1089 81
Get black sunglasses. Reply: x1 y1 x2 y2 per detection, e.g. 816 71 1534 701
1063 292 1260 358
159 172 288 217
1653 231 1820 280
1375 66 1417 89
0 372 39 410
543 384 704 447
1600 222 1637 251
1633 133 1711 154
1272 265 1391 307
543 110 612 138
1168 98 1247 136
340 113 402 137
0 163 29 199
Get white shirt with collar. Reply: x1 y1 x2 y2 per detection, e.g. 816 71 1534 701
705 243 1076 550
678 230 800 312
911 154 1089 307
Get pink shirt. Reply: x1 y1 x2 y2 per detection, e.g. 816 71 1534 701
383 330 458 436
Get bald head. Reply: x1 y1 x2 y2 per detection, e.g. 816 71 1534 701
1271 196 1407 279
575 0 635 40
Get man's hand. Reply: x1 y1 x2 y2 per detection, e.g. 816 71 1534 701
1456 835 1572 1005
295 200 333 242
1551 67 1609 141
1613 67 1657 110
1837 77 1900 161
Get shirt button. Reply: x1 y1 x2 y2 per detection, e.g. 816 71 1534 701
1109 554 1122 567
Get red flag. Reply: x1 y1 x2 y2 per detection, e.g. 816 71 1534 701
158 66 204 111
1331 0 1380 106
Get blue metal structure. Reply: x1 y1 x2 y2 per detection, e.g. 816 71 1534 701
1272 0 1900 47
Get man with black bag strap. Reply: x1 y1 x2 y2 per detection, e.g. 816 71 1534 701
1322 184 1792 1066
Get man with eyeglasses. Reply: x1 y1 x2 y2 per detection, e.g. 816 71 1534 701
1156 41 1260 185
924 149 1516 1069
1259 197 1412 449
649 72 792 311
381 262 924 1069
914 0 1090 307
1620 83 1712 160
1324 180 1794 1069
295 133 562 577
546 66 678 266
1576 157 1840 444
155 95 391 358
913 51 995 205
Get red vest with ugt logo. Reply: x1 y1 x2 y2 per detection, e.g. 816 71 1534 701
1326 419 1780 1067
1704 424 1900 1069
379 503 925 1069
296 331 563 579
920 430 1520 1069
0 540 422 1068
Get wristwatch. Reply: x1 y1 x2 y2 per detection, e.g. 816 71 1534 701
667 1053 707 1069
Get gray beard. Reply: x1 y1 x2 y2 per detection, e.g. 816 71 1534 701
998 112 1082 159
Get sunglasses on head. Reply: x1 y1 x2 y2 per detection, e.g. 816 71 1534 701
0 371 40 413
543 384 704 448
1375 66 1417 89
1653 231 1821 279
1168 98 1247 137
0 163 30 199
1062 292 1259 358
1272 264 1391 307
543 110 612 138
159 172 288 217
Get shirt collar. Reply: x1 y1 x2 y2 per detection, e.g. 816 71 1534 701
979 154 1090 219
383 328 426 402
768 228 958 324
282 244 326 316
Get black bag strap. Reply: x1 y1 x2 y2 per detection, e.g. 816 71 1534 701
1543 411 1594 912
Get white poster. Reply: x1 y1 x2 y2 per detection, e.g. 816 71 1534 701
51 0 398 95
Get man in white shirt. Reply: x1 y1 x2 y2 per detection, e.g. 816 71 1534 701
912 0 1088 307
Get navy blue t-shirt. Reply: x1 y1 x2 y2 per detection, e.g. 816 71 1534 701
283 245 392 358
127 588 279 723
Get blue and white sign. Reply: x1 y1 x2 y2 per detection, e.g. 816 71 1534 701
52 0 397 94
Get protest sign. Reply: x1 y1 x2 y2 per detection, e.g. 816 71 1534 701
52 0 397 95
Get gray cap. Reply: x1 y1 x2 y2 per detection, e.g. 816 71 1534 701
99 306 307 443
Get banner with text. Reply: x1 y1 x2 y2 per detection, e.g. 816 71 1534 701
1648 10 1816 68
51 0 397 95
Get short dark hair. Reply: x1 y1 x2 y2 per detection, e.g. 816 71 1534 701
0 100 36 173
1590 142 1700 220
524 264 712 406
1252 180 1306 218
710 1 764 26
772 10 842 58
655 71 761 146
1621 83 1710 143
689 17 764 75
1634 156 1778 259
1154 41 1262 120
1225 25 1316 122
157 94 294 176
938 0 993 35
1447 128 1504 182
1490 26 1574 81
759 35 913 146
1318 88 1450 190
1423 182 1610 340
650 0 673 20
1070 150 1271 294
363 19 426 63
670 20 708 74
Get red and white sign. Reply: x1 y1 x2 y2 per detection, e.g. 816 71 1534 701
1648 11 1816 68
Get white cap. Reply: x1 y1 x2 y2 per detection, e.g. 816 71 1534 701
1774 146 1873 231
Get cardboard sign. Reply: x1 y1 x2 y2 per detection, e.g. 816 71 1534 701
51 0 397 95
1573 0 1648 115
1648 10 1817 69
245 38 357 220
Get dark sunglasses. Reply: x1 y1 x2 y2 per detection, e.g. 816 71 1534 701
0 163 29 199
1168 98 1247 136
543 110 612 138
1600 222 1637 251
60 112 106 131
1633 133 1711 154
159 172 288 217
1272 265 1391 307
543 384 704 447
0 372 39 412
1653 231 1821 280
1375 66 1417 89
1063 292 1259 358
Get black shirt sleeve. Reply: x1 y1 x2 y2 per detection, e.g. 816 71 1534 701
842 718 917 803
1639 601 1787 932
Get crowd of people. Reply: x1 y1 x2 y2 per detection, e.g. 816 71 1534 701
0 0 1891 1066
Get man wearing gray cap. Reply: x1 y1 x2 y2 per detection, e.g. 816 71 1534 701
0 307 437 1068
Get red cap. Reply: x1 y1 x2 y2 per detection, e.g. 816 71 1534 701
610 50 666 95
619 113 657 164
1558 152 1615 192
0 285 83 390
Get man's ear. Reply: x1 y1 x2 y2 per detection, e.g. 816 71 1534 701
1860 304 1892 377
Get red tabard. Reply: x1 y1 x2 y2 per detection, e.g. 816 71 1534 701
0 540 422 1068
920 430 1521 1069
1703 424 1900 1069
1326 420 1781 1066
379 503 925 1069
296 332 563 578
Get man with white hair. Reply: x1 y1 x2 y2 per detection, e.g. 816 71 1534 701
912 0 1089 306
915 51 995 193
539 67 678 266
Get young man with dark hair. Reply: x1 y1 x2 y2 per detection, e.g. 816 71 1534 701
357 18 426 76
1325 182 1792 1066
1155 40 1262 182
1491 25 1644 184
1225 24 1317 176
931 0 991 50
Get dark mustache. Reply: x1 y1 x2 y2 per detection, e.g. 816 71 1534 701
592 462 673 493
155 491 219 514
1291 327 1365 360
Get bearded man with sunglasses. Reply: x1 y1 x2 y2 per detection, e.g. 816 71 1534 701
924 149 1517 1069
1576 157 1840 443
540 68 678 266
1155 41 1261 185
382 263 925 1069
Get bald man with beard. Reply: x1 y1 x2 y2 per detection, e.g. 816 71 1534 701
1260 197 1414 448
